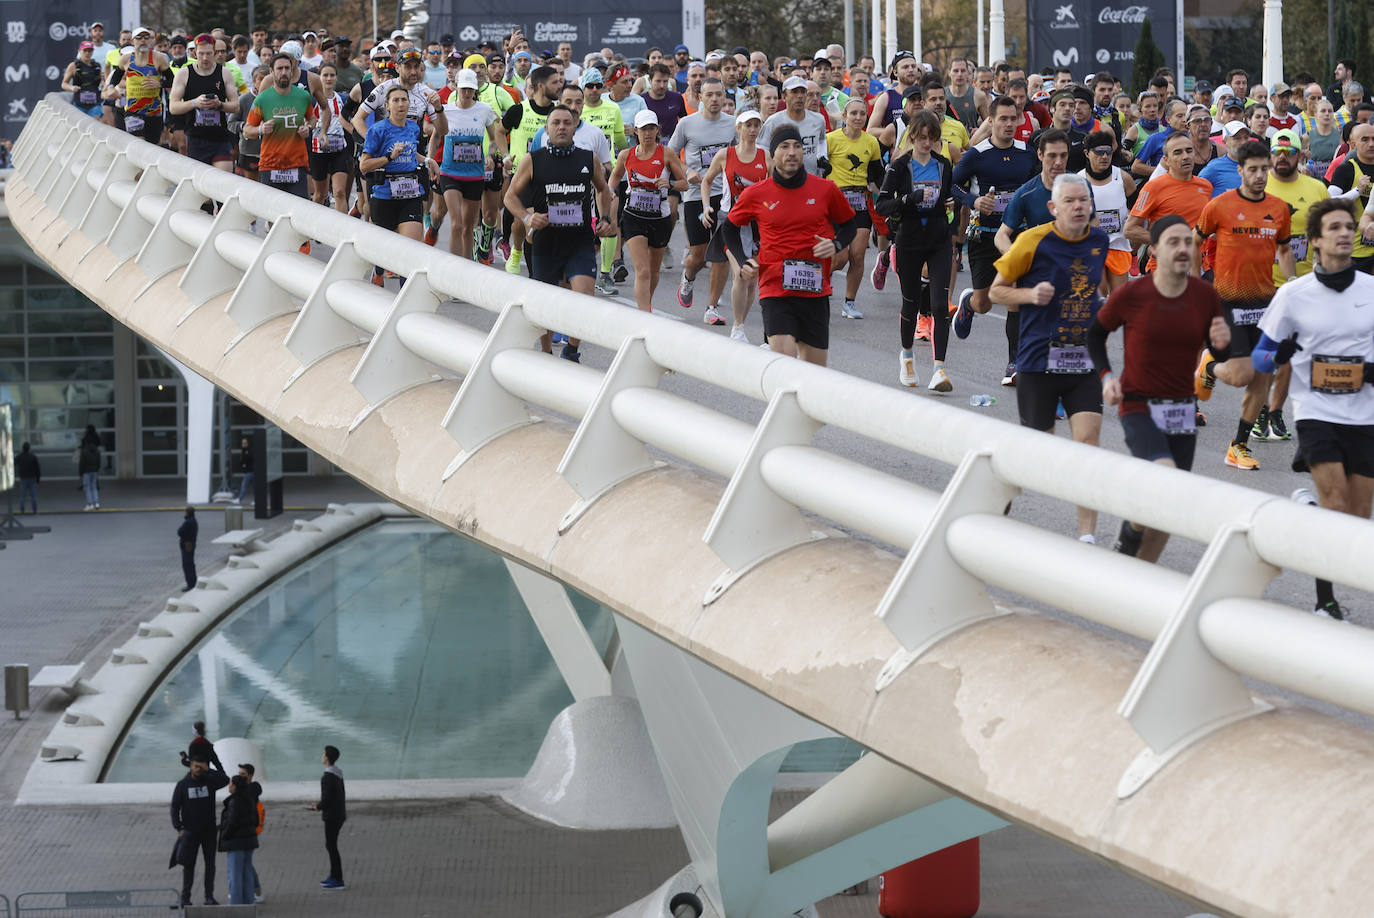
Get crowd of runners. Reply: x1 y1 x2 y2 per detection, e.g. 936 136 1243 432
58 25 1374 617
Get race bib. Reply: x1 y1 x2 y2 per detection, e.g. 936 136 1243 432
1097 210 1122 234
1231 306 1266 326
194 108 221 126
325 136 347 152
913 180 941 210
269 168 299 184
700 144 727 170
627 188 662 214
1046 344 1090 374
78 91 97 105
451 142 481 163
1147 398 1197 435
781 258 823 293
124 115 145 133
388 175 423 198
991 190 1014 213
1285 235 1309 262
843 189 866 211
548 203 582 226
1311 355 1364 394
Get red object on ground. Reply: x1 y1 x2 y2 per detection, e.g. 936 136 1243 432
877 838 980 918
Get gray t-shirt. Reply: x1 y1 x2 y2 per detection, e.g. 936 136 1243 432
758 109 829 176
667 111 738 203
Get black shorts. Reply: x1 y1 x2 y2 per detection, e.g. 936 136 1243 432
1015 371 1102 430
620 211 672 248
187 136 234 165
308 147 351 181
760 295 829 350
1120 409 1196 470
258 167 308 198
1221 299 1270 358
485 163 504 191
1295 419 1374 478
123 113 163 144
237 152 259 173
968 231 1000 289
439 175 484 201
370 195 425 229
531 242 597 284
839 188 872 231
1353 254 1374 274
684 196 726 260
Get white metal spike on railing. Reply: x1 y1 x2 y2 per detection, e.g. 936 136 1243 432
19 96 1374 801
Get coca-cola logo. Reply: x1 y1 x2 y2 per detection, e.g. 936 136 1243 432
1098 5 1148 23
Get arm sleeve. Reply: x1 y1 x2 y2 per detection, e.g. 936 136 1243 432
866 157 886 187
721 219 749 265
1087 317 1113 377
1251 333 1280 374
501 103 522 133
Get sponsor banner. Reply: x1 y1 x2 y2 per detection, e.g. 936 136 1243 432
429 0 685 58
0 0 118 133
1026 1 1177 83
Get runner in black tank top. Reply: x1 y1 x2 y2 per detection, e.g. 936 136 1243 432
169 34 238 169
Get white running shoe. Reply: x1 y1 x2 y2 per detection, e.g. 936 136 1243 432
703 305 726 325
730 324 750 343
928 366 952 393
841 299 864 319
899 351 918 387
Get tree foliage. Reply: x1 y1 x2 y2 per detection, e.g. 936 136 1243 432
1130 19 1166 94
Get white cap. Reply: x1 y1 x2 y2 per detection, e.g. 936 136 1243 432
1222 120 1250 138
1214 84 1234 99
735 109 762 125
369 44 391 60
391 29 406 40
131 26 151 38
303 30 317 39
633 109 659 129
814 49 828 62
279 39 302 60
455 69 478 90
782 75 807 92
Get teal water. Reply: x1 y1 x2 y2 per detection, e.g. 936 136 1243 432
106 519 862 783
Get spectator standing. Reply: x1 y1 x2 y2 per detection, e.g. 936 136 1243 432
78 425 100 510
14 441 39 513
238 763 265 903
235 435 254 503
312 745 347 890
219 774 260 905
177 507 199 592
171 755 229 908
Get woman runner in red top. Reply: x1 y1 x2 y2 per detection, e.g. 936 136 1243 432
703 109 770 342
609 109 689 312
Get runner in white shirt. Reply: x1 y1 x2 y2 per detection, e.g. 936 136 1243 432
1079 129 1136 293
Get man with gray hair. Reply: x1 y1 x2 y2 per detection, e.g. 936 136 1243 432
989 171 1110 543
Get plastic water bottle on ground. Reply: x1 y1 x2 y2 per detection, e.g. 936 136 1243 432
969 394 997 407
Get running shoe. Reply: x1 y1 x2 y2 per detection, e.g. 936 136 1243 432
928 365 952 393
475 239 492 265
424 226 438 247
299 241 312 255
952 288 975 339
1225 442 1260 470
899 350 918 387
612 258 630 284
552 333 568 345
703 305 726 326
1251 406 1270 439
1055 397 1066 419
730 325 750 344
1113 520 1143 557
370 273 385 287
841 299 863 319
595 272 618 296
1001 363 1018 387
676 273 695 308
321 878 346 891
1314 599 1345 620
1193 352 1217 401
1078 534 1096 545
662 247 674 270
504 253 522 275
915 314 932 340
560 344 581 363
349 204 361 218
497 239 512 262
870 249 890 290
1291 487 1318 507
1267 410 1292 440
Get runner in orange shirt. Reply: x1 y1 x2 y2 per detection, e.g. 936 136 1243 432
1193 138 1296 471
1123 132 1212 272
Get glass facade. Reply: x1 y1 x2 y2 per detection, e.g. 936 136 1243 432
0 261 118 479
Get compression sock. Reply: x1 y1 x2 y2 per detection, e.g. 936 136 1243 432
1316 578 1336 607
600 236 615 272
1234 419 1251 446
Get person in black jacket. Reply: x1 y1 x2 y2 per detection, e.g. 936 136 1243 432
312 745 347 890
14 442 39 513
234 435 254 503
219 774 260 905
171 756 230 907
178 720 223 771
177 507 198 592
78 426 101 510
875 108 957 394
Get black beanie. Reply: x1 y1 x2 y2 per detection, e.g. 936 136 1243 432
769 124 803 156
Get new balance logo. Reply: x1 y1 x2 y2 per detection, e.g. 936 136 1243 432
607 18 641 38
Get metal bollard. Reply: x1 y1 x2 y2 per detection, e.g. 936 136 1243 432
225 504 244 531
668 892 703 918
5 664 29 718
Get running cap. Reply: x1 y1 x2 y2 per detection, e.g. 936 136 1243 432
91 20 103 27
782 75 807 92
302 30 317 39
1148 213 1189 246
1271 81 1291 96
79 40 93 49
673 43 689 54
813 49 829 63
1194 79 1213 93
1222 120 1250 138
463 53 486 68
334 36 352 44
736 109 762 125
279 39 302 60
1222 95 1245 112
1214 84 1234 99
901 84 922 101
705 51 723 63
731 46 749 58
633 109 659 129
369 44 392 60
390 29 406 40
769 123 803 154
579 67 603 87
1271 127 1301 152
455 69 478 90
170 34 187 46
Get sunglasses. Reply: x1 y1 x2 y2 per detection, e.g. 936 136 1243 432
1089 146 1113 155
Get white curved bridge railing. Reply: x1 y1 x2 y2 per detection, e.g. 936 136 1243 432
13 95 1374 916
